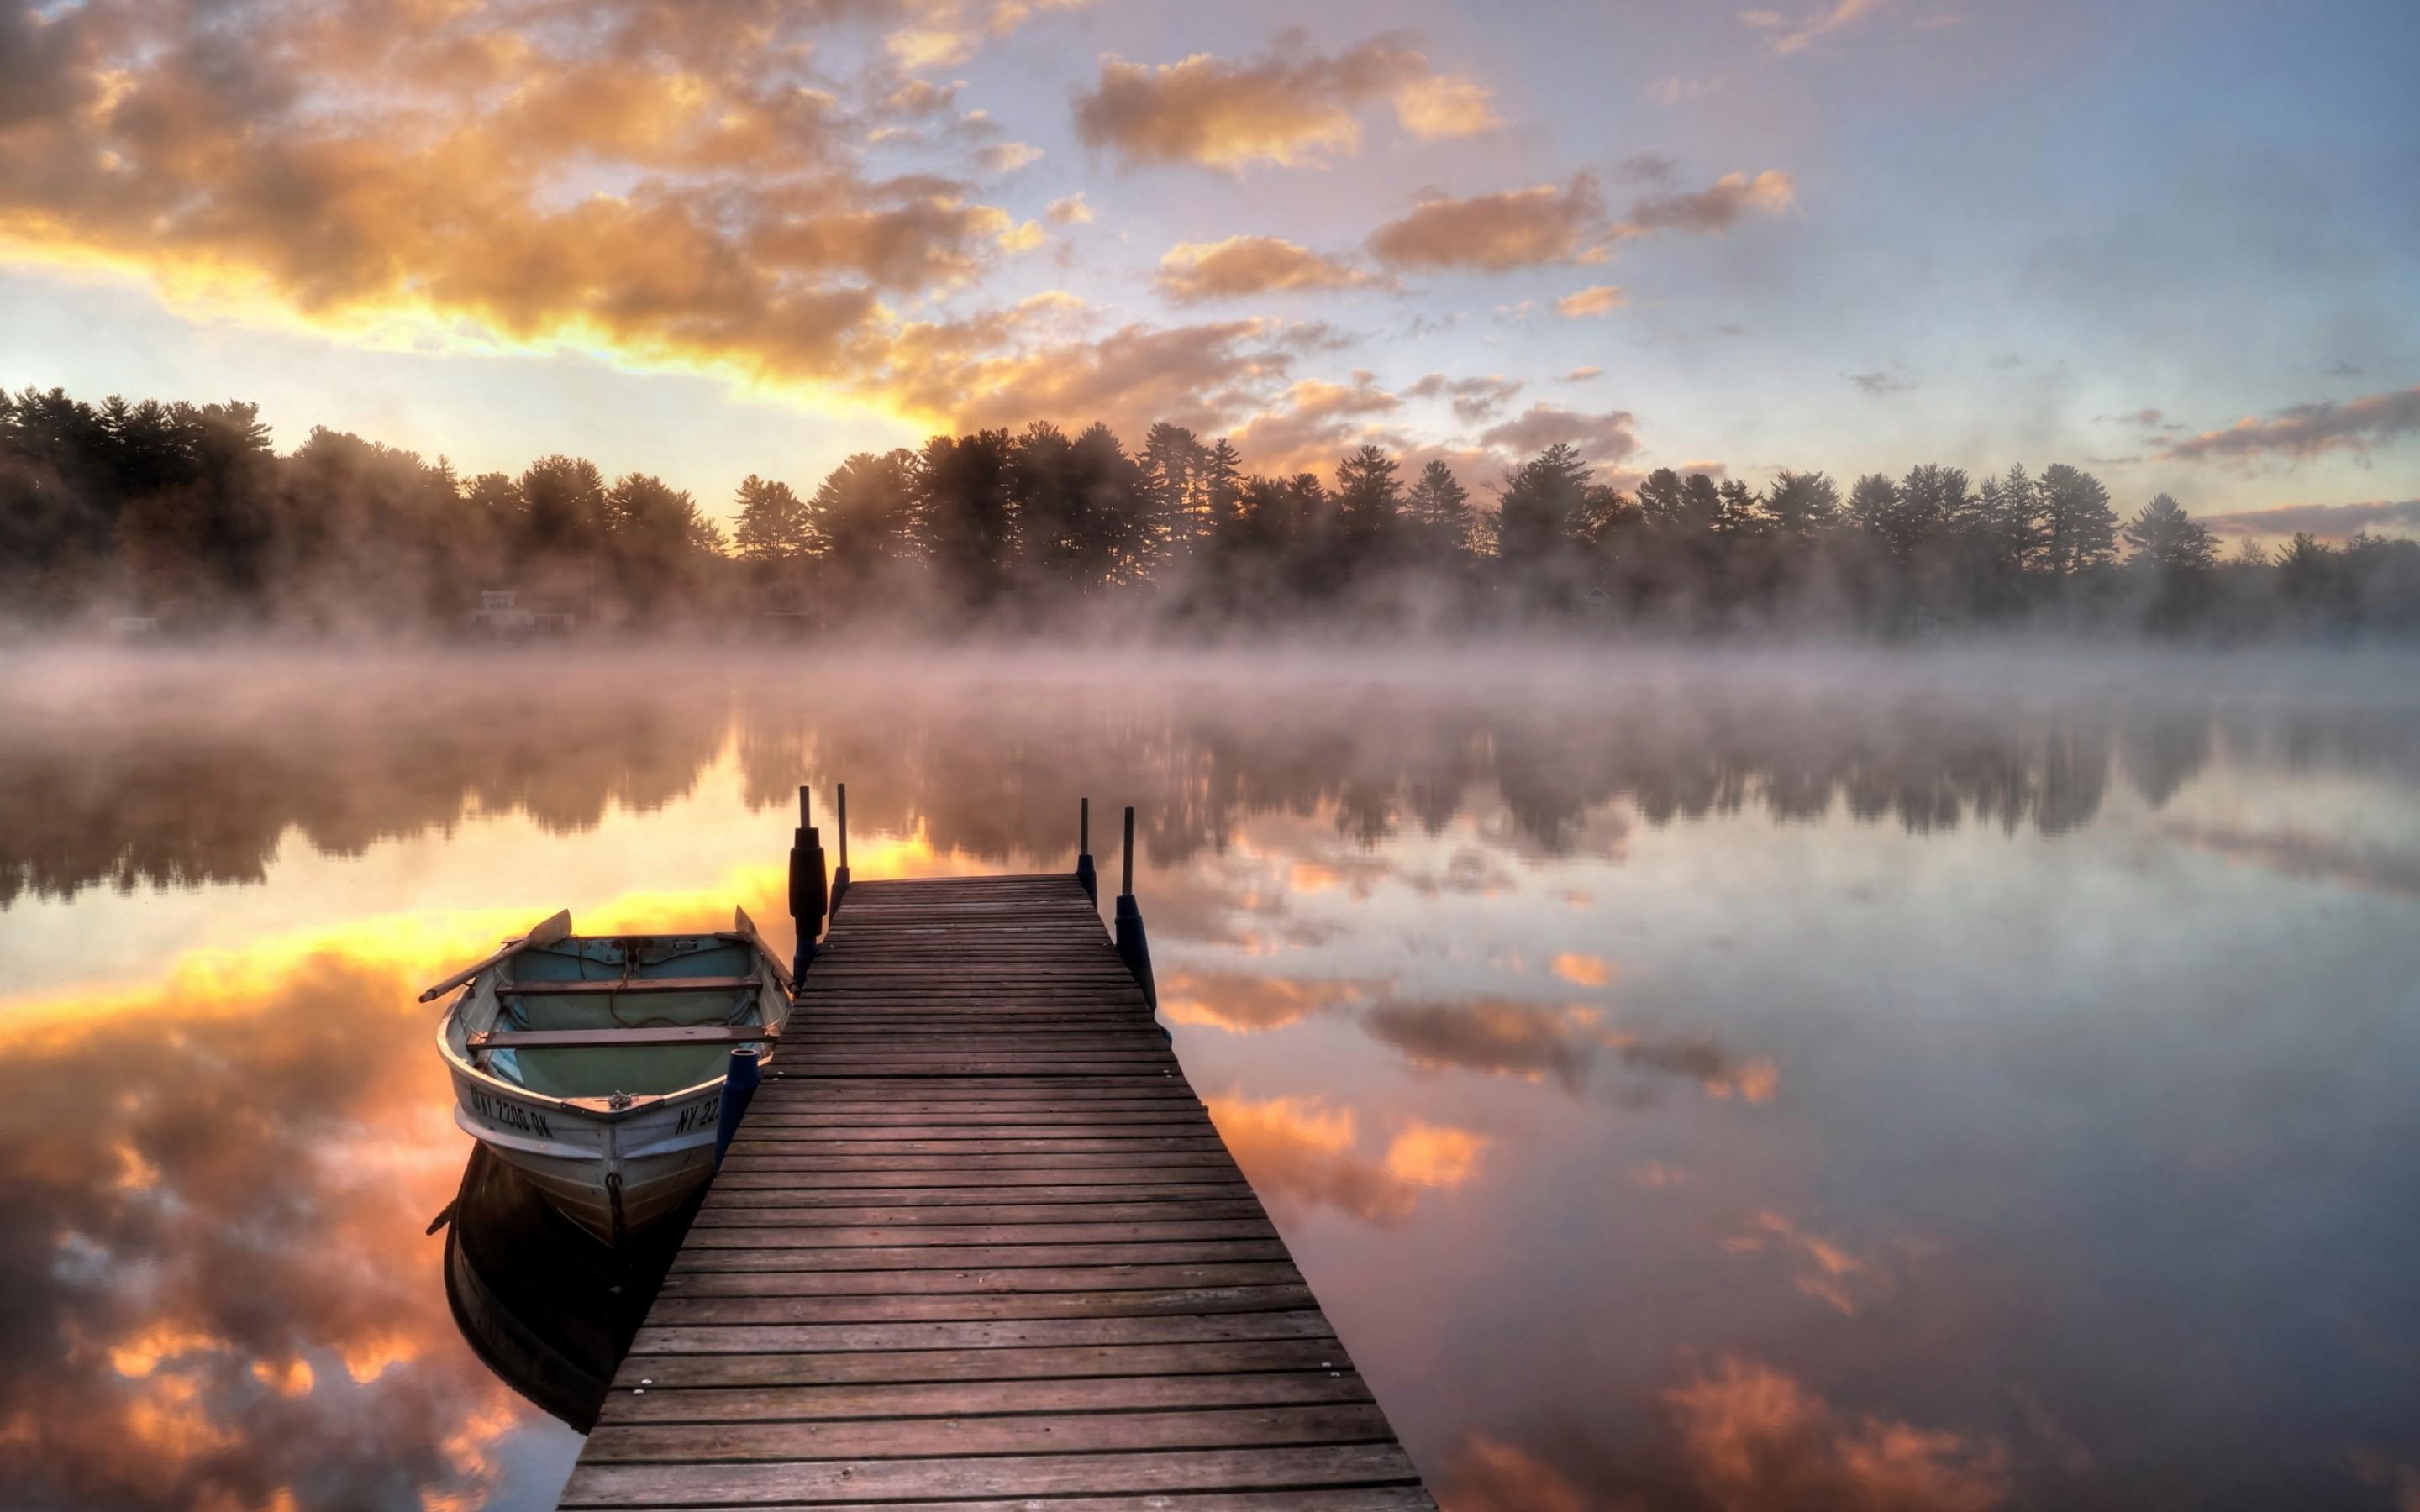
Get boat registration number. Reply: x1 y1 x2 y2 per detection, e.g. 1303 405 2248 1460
471 1089 553 1138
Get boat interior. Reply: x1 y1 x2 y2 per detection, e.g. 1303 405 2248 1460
463 935 780 1100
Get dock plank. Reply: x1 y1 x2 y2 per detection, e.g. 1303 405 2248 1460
555 872 1429 1509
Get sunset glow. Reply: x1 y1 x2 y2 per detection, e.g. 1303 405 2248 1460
4 2 2414 539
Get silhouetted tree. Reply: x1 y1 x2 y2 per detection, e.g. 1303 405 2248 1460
2038 463 2119 576
734 475 810 563
917 431 1015 607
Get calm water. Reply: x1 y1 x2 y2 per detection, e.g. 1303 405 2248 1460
3 648 2417 1511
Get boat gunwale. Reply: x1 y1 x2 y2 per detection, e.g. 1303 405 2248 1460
434 927 792 1123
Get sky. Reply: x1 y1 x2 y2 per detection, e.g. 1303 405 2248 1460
3 0 2417 541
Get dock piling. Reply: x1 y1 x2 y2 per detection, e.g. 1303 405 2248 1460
1075 795 1097 905
1113 804 1157 1009
710 1046 760 1168
787 785 827 978
830 782 850 916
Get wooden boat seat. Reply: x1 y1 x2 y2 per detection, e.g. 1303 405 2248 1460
469 1023 781 1049
497 974 761 996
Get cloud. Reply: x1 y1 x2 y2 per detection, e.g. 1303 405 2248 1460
1743 0 1894 55
1649 76 1718 105
1562 366 1603 382
1369 168 1793 272
2198 498 2420 540
1555 284 1628 318
1154 236 1385 302
2104 407 2176 430
1391 74 1504 138
1720 1210 1880 1313
1225 373 1408 475
1071 31 1496 171
879 309 1302 439
2160 384 2420 464
1436 1435 1590 1512
1411 372 1526 423
1363 999 1602 1089
1550 952 1618 986
1381 1119 1489 1186
0 925 555 1510
978 140 1044 172
1665 1356 2010 1510
1368 176 1608 271
0 0 1044 417
1044 192 1095 223
1618 170 1797 235
1846 370 1917 396
2161 822 2420 899
886 0 1102 73
1158 969 1379 1032
1477 403 1643 462
1202 1094 1480 1224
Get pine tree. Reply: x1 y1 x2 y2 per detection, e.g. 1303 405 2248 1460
733 475 809 563
2037 464 2118 575
1404 459 1473 560
2121 493 2217 573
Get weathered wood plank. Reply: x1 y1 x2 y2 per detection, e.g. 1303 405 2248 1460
655 1262 1303 1297
613 1336 1354 1390
597 1492 1435 1512
595 1369 1373 1425
581 1402 1394 1463
629 1309 1340 1355
688 1199 1267 1227
643 1284 1318 1326
669 1242 1292 1274
558 1443 1427 1507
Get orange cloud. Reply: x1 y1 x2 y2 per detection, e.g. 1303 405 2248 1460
1744 0 1892 56
1722 1211 1878 1314
1555 284 1629 318
1073 32 1496 171
0 0 1036 426
1155 236 1386 302
1619 170 1797 235
1435 1434 1590 1511
1477 403 1642 463
1158 969 1376 1032
1369 177 1608 272
1382 1119 1488 1187
2160 384 2420 465
1369 169 1794 271
1549 951 1618 986
1665 1357 2010 1510
1203 1093 1480 1224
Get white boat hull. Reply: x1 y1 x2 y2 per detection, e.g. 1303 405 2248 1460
446 1069 732 1242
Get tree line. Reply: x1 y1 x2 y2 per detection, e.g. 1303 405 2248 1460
4 384 2414 636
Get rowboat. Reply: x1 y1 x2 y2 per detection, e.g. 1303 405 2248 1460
429 908 792 1244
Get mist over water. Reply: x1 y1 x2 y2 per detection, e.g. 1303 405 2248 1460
2 646 2417 1510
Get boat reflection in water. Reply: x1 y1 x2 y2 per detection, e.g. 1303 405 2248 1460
440 1142 702 1432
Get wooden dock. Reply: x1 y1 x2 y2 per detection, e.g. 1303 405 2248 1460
557 869 1435 1509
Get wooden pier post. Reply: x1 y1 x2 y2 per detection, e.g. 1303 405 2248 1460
709 1046 760 1168
1113 804 1157 1009
830 782 850 917
1075 795 1097 906
787 785 827 979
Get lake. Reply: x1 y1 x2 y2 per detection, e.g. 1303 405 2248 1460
3 646 2417 1511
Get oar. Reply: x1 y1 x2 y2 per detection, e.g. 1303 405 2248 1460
732 906 794 990
418 910 572 1004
